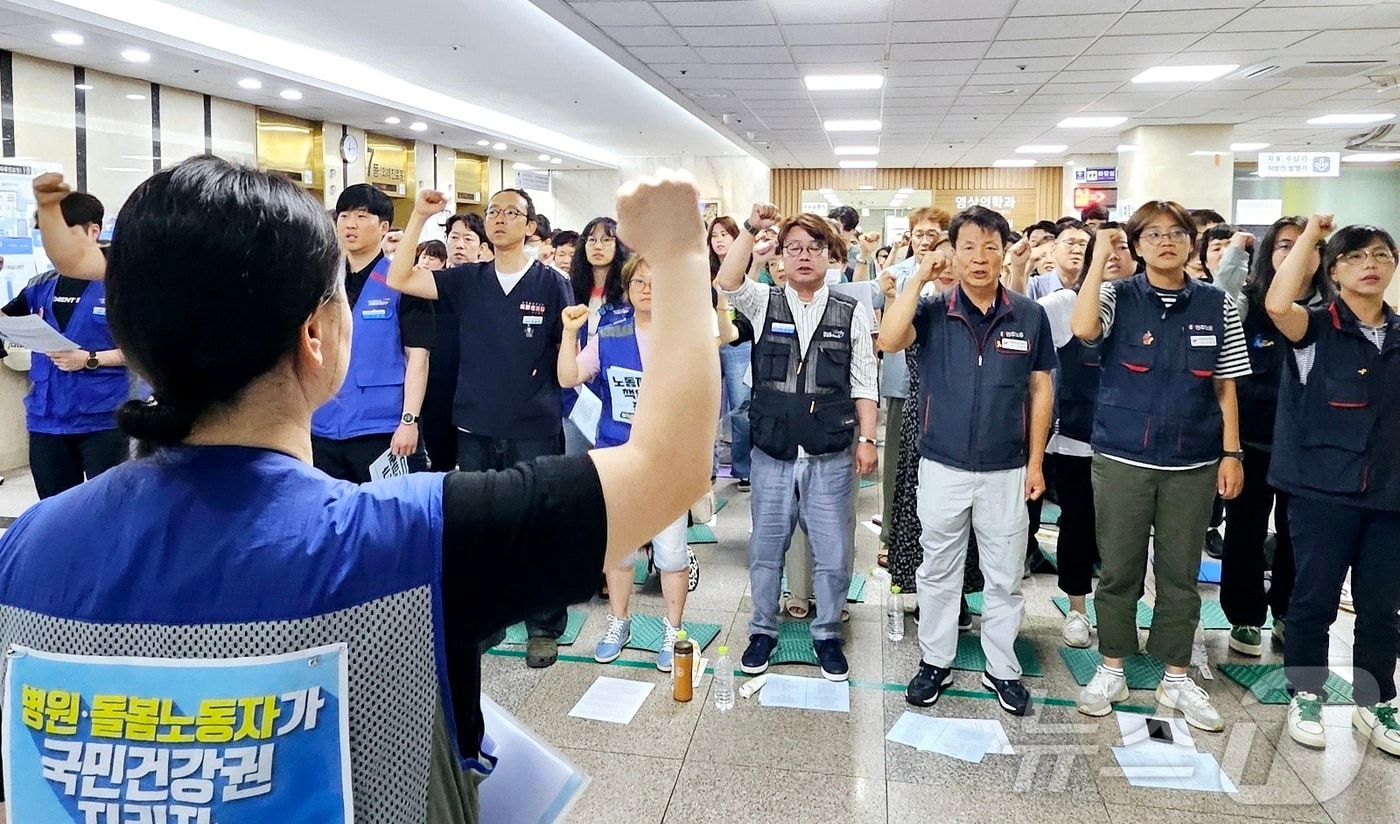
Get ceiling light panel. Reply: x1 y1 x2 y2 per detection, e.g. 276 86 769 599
1132 64 1239 83
804 74 885 91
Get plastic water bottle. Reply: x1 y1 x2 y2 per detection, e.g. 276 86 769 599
887 585 905 642
713 646 735 712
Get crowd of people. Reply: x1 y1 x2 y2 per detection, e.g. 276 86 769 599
0 159 1397 820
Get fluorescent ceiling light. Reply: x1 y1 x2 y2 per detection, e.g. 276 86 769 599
839 160 878 169
538 153 551 161
1230 142 1269 151
492 142 507 151
1117 144 1139 152
279 89 303 100
1015 144 1068 154
857 184 876 190
51 31 84 45
993 159 1036 167
120 48 151 63
550 157 563 164
1132 64 1238 84
1189 150 1228 156
1343 152 1400 162
384 116 401 125
476 139 490 146
1059 116 1128 129
805 74 884 91
825 119 881 132
833 146 879 155
125 93 146 101
74 83 93 91
1307 113 1395 125
409 121 428 132
237 78 262 90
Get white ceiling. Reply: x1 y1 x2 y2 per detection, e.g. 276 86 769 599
539 0 1400 167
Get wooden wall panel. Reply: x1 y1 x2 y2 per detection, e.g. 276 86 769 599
771 167 1063 229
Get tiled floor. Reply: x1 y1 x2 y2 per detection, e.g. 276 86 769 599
5 463 1397 822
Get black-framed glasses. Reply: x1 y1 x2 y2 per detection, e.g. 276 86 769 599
783 242 828 256
485 207 529 220
1141 229 1191 245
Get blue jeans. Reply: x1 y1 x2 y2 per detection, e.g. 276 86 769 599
748 447 855 642
719 343 752 479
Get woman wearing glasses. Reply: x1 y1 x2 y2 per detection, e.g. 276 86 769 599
1266 216 1400 757
1070 201 1250 732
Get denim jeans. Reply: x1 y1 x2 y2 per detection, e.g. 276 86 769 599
719 342 752 479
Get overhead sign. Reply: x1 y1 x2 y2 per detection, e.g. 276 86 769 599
1073 167 1117 184
935 188 1038 231
1073 187 1118 209
1257 152 1340 178
515 170 551 193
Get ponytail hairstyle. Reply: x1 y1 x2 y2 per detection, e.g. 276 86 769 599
105 156 341 450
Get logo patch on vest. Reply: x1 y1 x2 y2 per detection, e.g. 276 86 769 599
1251 335 1275 349
1141 331 1155 346
996 331 1029 353
821 329 846 341
771 322 796 336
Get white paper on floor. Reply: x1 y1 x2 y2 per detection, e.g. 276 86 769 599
886 712 1013 762
568 676 654 724
1116 712 1196 751
861 519 881 536
1111 747 1238 793
758 674 850 713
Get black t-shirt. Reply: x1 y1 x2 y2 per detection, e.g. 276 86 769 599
440 453 608 755
346 253 435 349
1 275 90 331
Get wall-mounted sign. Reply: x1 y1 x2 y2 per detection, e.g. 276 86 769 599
1074 167 1117 184
1074 187 1118 209
1257 152 1340 178
515 170 550 193
935 188 1039 230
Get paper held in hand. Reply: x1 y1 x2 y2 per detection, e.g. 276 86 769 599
368 449 410 481
0 313 80 353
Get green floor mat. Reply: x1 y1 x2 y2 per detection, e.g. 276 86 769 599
714 497 729 513
1052 596 1154 629
1217 663 1353 705
950 634 1044 677
848 573 867 603
1059 647 1165 691
964 592 983 615
860 478 877 489
497 609 588 647
687 523 717 544
633 561 650 585
1198 600 1273 631
770 619 820 666
1041 501 1062 525
623 615 721 654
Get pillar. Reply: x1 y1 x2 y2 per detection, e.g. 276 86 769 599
1117 125 1236 218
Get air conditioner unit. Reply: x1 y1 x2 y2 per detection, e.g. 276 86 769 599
1346 124 1400 152
457 191 482 203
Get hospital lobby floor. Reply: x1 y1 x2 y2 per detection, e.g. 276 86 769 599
2 467 1397 822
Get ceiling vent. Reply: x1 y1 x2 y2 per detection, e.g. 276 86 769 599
1271 60 1389 80
1346 124 1400 152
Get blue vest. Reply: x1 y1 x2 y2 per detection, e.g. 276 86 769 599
1091 275 1227 467
1056 335 1101 443
1236 298 1288 447
916 286 1053 472
595 305 644 449
22 273 128 435
1269 301 1400 512
312 257 406 440
0 446 476 819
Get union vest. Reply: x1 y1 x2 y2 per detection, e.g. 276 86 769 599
1236 296 1288 448
594 304 644 449
748 288 857 460
1091 275 1228 467
1269 301 1400 512
1056 335 1101 443
0 446 484 821
312 257 406 440
21 273 128 435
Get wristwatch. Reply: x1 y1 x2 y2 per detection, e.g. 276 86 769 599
84 351 99 370
742 219 761 237
857 436 878 446
401 412 419 425
1223 450 1245 462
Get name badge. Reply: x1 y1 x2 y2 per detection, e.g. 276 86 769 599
522 315 543 326
362 309 388 320
997 337 1030 353
1190 335 1217 348
771 322 796 336
91 306 106 316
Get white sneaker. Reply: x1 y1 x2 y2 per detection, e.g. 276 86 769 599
1077 665 1128 717
1288 692 1326 749
1157 676 1225 732
1062 610 1092 649
1352 702 1400 757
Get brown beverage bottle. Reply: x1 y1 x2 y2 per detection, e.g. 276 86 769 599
673 629 694 702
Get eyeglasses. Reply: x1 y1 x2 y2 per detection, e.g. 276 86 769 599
628 278 653 291
910 230 940 241
585 236 616 247
1140 228 1191 245
1339 248 1397 265
783 242 829 256
485 207 529 220
1058 239 1089 250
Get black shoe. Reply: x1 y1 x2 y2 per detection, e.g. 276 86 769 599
736 478 751 492
741 634 776 674
814 638 849 682
907 662 955 706
1204 528 1224 560
981 672 1031 716
958 600 973 632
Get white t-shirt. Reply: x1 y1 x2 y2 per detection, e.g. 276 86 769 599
496 262 531 295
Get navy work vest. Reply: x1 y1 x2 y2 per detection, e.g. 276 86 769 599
0 446 484 820
1056 335 1101 443
595 304 644 449
1236 297 1289 447
312 257 406 440
916 286 1053 472
1091 275 1228 467
22 272 128 435
1269 301 1400 512
748 288 857 460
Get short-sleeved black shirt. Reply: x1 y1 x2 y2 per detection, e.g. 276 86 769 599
346 252 435 350
439 453 608 755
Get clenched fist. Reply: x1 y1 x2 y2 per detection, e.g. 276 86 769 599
615 169 706 262
562 304 591 333
32 173 72 209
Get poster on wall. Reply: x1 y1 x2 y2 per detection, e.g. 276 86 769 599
0 160 63 302
934 188 1038 231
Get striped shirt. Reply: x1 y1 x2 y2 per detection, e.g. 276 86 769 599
1097 281 1252 380
724 277 879 402
1293 323 1387 385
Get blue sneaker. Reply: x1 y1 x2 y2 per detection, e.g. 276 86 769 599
814 638 849 682
741 634 777 674
594 614 631 663
656 619 681 672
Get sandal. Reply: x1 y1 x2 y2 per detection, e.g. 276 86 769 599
877 550 889 569
842 607 851 622
783 598 811 620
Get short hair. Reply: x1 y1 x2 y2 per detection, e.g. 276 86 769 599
60 192 104 228
1079 221 1125 288
551 229 579 249
1055 220 1089 238
778 212 844 254
621 254 649 295
1189 208 1226 229
1080 204 1109 222
444 212 486 243
106 156 340 447
415 239 447 261
1024 220 1057 241
1199 223 1237 275
334 184 394 224
907 207 942 229
531 213 552 240
948 205 1012 247
491 188 537 221
1054 215 1081 231
387 226 404 234
827 205 859 233
1124 201 1197 260
1322 224 1398 278
929 208 951 228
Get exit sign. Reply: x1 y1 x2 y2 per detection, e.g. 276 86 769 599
1074 167 1117 184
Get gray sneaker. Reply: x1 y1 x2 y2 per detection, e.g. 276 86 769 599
1077 665 1128 717
1157 676 1224 732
